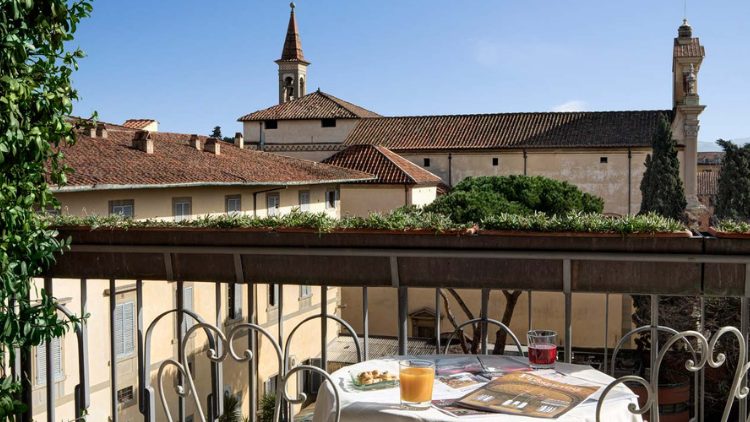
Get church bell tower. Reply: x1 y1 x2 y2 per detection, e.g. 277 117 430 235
672 19 706 209
276 2 310 104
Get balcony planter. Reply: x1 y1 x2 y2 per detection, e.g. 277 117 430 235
477 229 692 238
627 370 690 422
328 226 477 236
707 227 750 239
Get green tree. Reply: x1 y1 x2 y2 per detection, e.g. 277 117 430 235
639 117 687 219
0 0 93 419
714 139 750 220
425 175 604 224
211 125 222 139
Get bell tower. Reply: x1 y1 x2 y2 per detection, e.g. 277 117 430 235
672 19 706 209
276 2 310 104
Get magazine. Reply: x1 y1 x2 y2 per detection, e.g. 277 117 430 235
435 356 485 376
432 398 496 418
455 372 600 419
477 355 532 379
436 372 490 392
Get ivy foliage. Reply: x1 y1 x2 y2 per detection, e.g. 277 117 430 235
714 139 750 220
424 175 604 224
0 0 93 419
639 116 687 219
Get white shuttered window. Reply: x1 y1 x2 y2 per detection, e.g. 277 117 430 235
183 287 195 332
114 301 135 358
36 337 63 385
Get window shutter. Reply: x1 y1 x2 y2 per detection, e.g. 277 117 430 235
36 337 62 385
234 284 243 318
36 342 46 385
123 302 135 355
114 304 124 357
183 287 194 331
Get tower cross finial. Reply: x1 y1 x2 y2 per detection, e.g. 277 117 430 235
290 2 296 11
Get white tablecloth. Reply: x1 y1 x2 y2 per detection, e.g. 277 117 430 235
313 355 642 422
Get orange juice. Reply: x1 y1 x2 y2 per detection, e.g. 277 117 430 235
399 367 435 403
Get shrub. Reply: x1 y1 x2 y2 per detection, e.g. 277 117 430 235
714 139 750 220
639 116 687 219
425 175 604 224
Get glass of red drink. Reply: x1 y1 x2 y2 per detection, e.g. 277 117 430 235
527 330 557 369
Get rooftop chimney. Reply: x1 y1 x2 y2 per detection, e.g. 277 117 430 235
96 122 108 138
234 132 244 149
204 138 221 155
132 130 153 154
189 134 201 150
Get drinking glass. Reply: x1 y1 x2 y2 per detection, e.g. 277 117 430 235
399 360 436 410
527 330 557 369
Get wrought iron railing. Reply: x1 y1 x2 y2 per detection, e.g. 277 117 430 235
17 231 750 422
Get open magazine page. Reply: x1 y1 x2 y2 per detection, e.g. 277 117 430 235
477 355 532 378
435 356 485 376
532 369 637 406
432 398 496 418
456 372 600 419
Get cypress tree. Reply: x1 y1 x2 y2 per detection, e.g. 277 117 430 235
639 116 687 218
714 139 750 219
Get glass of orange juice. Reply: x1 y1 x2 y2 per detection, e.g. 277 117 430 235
399 360 436 410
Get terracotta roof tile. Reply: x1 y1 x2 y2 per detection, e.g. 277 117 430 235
277 8 309 64
122 119 158 129
322 145 442 185
674 38 705 58
53 127 374 191
238 91 380 121
698 172 718 196
343 110 674 150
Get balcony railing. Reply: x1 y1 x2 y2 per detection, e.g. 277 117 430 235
15 227 750 422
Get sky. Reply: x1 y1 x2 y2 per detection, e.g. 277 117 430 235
70 1 749 151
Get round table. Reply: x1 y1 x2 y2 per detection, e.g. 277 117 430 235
313 355 642 422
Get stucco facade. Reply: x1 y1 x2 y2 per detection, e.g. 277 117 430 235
38 184 344 421
339 184 437 217
242 118 357 161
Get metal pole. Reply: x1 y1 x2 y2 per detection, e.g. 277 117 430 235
528 291 532 332
363 287 370 361
398 288 408 355
77 278 90 419
604 293 609 374
321 286 328 373
563 260 572 363
435 289 441 354
699 296 705 422
248 283 257 422
44 278 55 422
741 295 749 418
650 295 659 384
480 289 490 355
109 278 118 422
177 281 185 422
215 281 224 420
136 279 144 416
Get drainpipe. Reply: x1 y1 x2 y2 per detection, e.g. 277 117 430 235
253 186 287 217
404 185 409 207
448 153 453 187
523 149 528 175
628 149 632 215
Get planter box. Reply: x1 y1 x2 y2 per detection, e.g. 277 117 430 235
708 227 750 239
477 229 692 238
45 226 707 295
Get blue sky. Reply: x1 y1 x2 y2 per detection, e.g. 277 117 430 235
71 1 749 151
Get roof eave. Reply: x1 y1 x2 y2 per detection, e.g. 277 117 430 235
53 177 377 193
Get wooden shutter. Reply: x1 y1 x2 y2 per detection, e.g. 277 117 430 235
183 287 194 331
36 337 62 385
123 302 135 355
114 304 124 356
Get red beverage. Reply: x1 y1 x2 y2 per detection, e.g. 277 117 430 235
528 343 557 367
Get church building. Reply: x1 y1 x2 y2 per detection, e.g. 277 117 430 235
238 4 706 217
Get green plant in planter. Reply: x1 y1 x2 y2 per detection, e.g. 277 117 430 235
219 390 243 422
258 393 276 422
0 0 93 419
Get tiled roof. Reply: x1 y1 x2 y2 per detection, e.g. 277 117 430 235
238 91 381 121
122 119 158 129
343 110 674 151
674 38 705 58
53 127 374 191
698 172 718 196
277 8 308 64
322 145 442 185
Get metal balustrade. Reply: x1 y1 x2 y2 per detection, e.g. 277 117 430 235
16 230 750 422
